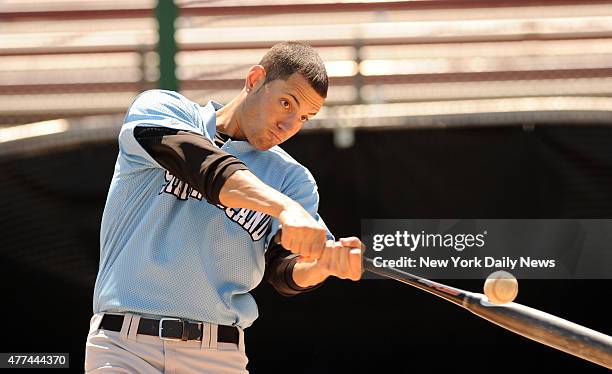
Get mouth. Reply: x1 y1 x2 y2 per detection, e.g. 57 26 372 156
269 130 283 143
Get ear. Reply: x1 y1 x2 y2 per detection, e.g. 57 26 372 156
245 65 266 92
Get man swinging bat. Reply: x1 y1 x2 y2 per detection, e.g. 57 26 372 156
85 41 363 373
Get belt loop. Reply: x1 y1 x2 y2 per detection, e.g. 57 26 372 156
209 324 218 349
238 327 245 352
88 312 105 336
128 314 141 341
120 313 133 340
200 322 211 350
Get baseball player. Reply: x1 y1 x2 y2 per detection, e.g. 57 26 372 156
85 41 363 373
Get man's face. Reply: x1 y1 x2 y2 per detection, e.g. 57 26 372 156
241 72 324 151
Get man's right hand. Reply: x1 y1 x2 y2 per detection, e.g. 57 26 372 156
219 169 326 259
278 202 327 260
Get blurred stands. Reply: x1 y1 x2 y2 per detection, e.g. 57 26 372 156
2 7 612 369
1 0 612 130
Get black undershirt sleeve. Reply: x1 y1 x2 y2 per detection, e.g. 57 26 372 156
264 239 325 297
133 126 248 205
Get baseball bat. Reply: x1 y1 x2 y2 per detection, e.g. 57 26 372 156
363 257 612 369
273 229 612 368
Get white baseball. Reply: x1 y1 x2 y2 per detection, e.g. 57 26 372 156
483 270 518 305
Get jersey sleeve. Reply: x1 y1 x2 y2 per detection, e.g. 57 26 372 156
115 90 250 204
117 90 210 171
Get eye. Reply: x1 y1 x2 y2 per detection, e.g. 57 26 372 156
280 99 290 109
300 115 309 122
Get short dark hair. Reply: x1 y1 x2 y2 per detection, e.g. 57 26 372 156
259 41 328 98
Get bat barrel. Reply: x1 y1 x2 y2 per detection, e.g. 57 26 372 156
464 293 612 369
363 257 612 369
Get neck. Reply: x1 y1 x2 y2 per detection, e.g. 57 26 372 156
216 90 247 140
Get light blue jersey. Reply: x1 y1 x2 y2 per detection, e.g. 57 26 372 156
93 90 332 328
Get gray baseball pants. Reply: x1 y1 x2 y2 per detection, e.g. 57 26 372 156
85 312 248 373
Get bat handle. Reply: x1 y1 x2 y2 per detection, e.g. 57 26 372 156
363 257 468 306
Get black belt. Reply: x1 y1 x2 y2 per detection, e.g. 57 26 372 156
99 314 239 344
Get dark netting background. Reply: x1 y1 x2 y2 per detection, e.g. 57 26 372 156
0 125 610 373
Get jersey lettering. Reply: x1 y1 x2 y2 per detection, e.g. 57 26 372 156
160 170 203 201
216 205 271 241
159 171 270 241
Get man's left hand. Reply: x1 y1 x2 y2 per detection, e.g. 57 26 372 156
304 237 364 281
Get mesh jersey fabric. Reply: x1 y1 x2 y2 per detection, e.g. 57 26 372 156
93 90 333 328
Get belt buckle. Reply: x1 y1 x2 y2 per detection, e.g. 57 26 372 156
159 318 183 341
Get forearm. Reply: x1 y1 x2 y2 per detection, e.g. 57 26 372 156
292 260 330 288
219 169 296 218
265 242 325 296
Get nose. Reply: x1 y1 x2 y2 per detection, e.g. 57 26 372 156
277 113 301 133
